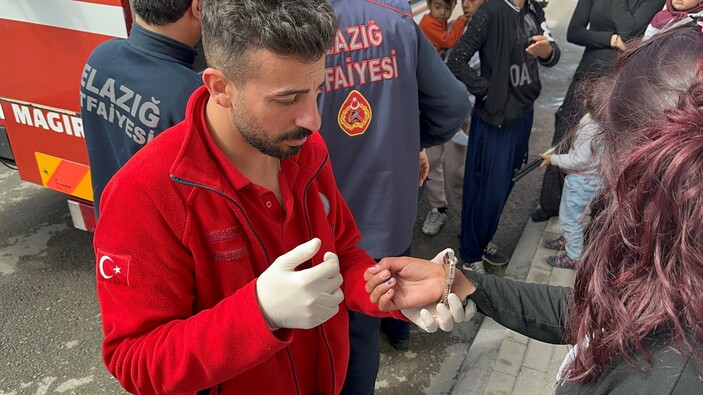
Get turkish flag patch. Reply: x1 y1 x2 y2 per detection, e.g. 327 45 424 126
96 250 131 286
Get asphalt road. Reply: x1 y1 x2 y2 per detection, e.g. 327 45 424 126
0 1 582 393
0 170 123 394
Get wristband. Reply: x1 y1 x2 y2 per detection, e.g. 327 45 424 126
440 250 457 305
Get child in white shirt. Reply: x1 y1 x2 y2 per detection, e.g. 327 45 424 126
539 90 603 269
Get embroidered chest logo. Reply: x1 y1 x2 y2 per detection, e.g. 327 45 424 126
207 226 249 263
338 90 372 137
319 192 331 216
319 192 335 235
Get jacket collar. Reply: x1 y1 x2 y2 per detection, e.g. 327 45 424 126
126 21 197 68
503 0 521 12
503 0 538 14
170 86 329 195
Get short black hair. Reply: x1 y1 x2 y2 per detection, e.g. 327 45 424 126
201 0 337 83
427 0 456 6
132 0 193 26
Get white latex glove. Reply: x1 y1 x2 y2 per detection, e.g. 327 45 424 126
402 294 477 333
256 238 344 330
401 248 477 333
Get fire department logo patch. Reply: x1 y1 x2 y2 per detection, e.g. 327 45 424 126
338 90 372 137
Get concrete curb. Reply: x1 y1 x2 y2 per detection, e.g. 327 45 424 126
450 217 574 395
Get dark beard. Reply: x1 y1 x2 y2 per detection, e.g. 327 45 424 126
240 126 313 159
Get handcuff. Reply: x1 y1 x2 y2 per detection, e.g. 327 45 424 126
440 249 457 305
440 249 473 308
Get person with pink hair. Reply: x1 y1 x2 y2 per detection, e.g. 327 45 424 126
366 25 703 393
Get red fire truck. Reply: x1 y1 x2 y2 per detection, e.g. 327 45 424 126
0 0 132 231
0 0 438 232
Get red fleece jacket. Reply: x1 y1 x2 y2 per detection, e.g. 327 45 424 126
94 86 402 395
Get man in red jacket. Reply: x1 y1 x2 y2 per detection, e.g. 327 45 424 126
91 0 450 394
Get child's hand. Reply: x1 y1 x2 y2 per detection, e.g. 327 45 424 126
539 153 552 167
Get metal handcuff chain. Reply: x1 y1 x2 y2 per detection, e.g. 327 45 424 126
440 250 457 305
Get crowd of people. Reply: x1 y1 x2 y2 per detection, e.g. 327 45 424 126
367 23 703 394
80 0 703 393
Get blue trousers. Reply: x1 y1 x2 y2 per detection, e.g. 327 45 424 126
560 173 600 260
341 247 411 395
459 107 533 263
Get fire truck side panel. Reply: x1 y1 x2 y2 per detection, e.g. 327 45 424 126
0 0 130 202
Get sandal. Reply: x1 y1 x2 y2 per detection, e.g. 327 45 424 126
544 236 566 251
547 253 577 269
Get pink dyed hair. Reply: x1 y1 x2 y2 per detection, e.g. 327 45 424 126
567 26 703 382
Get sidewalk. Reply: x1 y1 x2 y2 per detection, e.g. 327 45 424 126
452 217 574 395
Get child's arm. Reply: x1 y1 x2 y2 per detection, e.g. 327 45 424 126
419 15 466 51
548 119 601 171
